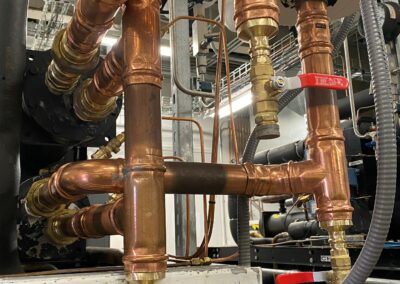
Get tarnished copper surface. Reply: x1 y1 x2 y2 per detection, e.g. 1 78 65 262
296 1 352 281
296 0 353 223
123 82 167 278
48 198 123 245
46 0 125 94
27 159 124 216
234 0 280 36
74 39 124 121
122 0 162 87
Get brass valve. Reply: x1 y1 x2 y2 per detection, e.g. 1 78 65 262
91 132 125 159
234 0 281 139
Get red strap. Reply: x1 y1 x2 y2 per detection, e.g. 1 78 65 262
275 272 315 284
298 73 349 91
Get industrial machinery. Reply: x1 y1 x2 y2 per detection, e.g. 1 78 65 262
0 0 399 283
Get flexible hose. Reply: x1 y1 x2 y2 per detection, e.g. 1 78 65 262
344 1 397 283
231 11 358 268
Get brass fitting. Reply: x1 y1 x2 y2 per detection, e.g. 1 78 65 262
91 132 125 159
46 29 100 95
45 209 79 246
73 79 118 121
126 272 166 284
320 220 352 284
234 0 281 139
26 178 65 218
190 257 212 266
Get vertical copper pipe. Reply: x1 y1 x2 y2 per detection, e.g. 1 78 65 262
74 39 124 121
122 0 166 282
296 1 353 282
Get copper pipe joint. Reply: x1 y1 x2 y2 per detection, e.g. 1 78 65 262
234 0 281 139
74 39 124 121
122 0 162 88
46 198 123 246
295 0 353 281
26 159 124 217
46 0 126 94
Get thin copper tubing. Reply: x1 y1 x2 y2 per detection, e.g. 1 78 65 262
165 2 240 258
161 116 208 258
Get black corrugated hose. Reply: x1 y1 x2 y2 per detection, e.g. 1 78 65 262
232 11 359 268
344 0 397 283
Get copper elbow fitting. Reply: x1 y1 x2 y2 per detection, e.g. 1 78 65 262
234 0 281 139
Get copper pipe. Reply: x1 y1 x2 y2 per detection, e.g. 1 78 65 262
46 0 126 94
74 39 124 121
27 160 326 216
122 0 165 281
46 198 124 245
295 1 353 282
26 159 124 217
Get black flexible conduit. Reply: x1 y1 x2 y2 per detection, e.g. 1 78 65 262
344 1 397 283
231 12 359 267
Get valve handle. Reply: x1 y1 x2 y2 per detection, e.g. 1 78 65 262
275 271 328 284
298 73 349 91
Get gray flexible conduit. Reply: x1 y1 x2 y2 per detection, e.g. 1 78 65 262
344 1 397 283
232 11 359 268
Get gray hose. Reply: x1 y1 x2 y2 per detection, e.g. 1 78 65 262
237 128 259 266
344 1 397 283
278 12 357 112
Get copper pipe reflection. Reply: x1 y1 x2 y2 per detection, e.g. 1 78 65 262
74 39 124 121
46 0 126 94
296 0 353 223
122 0 165 279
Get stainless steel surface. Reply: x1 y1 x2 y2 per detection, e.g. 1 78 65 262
169 0 197 257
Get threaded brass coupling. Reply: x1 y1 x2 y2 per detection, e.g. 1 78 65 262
91 132 125 159
320 220 352 284
45 209 78 246
235 0 281 139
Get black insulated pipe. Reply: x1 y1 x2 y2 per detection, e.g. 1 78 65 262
0 0 27 274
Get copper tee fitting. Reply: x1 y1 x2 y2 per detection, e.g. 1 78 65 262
46 0 126 95
295 0 353 282
234 0 281 139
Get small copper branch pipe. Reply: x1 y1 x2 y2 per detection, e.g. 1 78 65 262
234 0 281 139
46 198 124 246
122 0 165 282
296 0 353 282
25 159 124 217
46 0 126 94
74 39 124 121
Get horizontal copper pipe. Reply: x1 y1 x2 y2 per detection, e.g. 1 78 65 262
46 0 126 94
27 159 124 217
74 39 124 121
27 159 326 217
47 198 123 245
